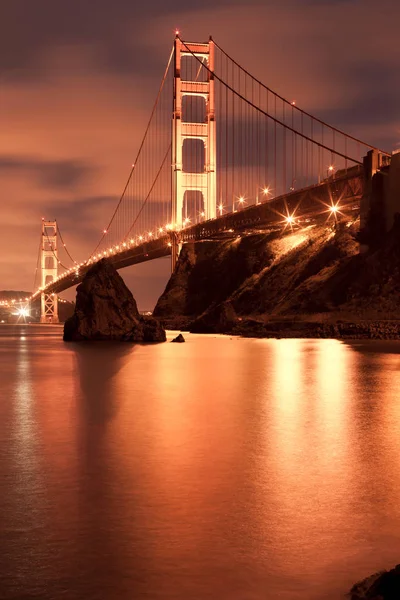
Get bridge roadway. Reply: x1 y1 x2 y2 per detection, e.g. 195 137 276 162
32 167 364 299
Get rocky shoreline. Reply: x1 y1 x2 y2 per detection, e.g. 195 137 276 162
153 215 400 341
160 316 400 340
350 563 400 599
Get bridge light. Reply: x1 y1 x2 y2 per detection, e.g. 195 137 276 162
139 235 143 241
167 241 172 247
200 211 205 218
159 227 163 233
291 101 296 106
238 196 245 204
218 203 224 215
116 245 120 250
263 187 270 196
123 242 127 246
148 232 153 237
285 215 295 225
329 204 339 214
103 229 108 234
130 238 134 244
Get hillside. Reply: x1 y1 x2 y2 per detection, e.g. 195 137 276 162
154 215 400 339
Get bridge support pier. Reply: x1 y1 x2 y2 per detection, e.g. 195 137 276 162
360 149 397 249
170 233 182 272
386 151 400 231
40 220 59 324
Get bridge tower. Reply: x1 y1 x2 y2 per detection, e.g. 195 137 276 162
40 219 59 323
172 36 216 269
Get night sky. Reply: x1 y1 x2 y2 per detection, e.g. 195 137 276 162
1 0 399 309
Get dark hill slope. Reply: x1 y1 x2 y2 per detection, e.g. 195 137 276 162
154 215 400 338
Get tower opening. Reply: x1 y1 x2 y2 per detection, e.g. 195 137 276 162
182 138 205 173
183 190 205 223
182 96 206 124
181 55 208 82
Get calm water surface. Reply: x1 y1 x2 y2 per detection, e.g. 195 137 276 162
1 324 400 599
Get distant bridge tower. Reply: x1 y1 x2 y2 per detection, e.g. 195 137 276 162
172 36 216 268
40 219 59 323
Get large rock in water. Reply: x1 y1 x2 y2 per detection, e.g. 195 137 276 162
63 259 166 342
350 564 400 599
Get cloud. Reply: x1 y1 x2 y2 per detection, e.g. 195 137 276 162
0 155 95 189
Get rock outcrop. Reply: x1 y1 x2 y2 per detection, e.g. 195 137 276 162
171 333 185 343
63 259 166 342
350 564 400 599
153 233 276 325
154 215 400 338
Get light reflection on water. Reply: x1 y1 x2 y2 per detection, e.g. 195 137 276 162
1 325 400 599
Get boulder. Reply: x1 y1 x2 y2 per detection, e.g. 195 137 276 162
63 259 166 342
171 333 185 343
350 564 400 599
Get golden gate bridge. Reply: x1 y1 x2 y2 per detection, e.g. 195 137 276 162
28 35 391 323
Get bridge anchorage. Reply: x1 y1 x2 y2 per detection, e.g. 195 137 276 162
30 35 395 323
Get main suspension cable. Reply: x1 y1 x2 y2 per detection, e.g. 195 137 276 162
89 44 175 259
212 38 390 156
179 38 365 166
32 235 42 292
44 227 69 271
123 143 172 241
57 222 77 265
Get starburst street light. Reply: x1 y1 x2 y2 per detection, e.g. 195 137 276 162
218 203 224 215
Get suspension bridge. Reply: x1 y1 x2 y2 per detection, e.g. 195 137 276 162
28 35 393 323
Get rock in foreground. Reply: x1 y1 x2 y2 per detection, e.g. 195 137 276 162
63 259 166 342
171 333 185 343
350 564 400 599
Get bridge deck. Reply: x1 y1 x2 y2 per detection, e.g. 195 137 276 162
32 169 363 299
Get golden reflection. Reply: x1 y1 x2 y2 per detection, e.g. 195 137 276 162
315 339 353 472
111 334 246 567
270 339 304 465
266 339 358 574
350 346 400 524
15 337 34 447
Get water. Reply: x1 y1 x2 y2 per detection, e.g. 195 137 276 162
1 324 400 600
